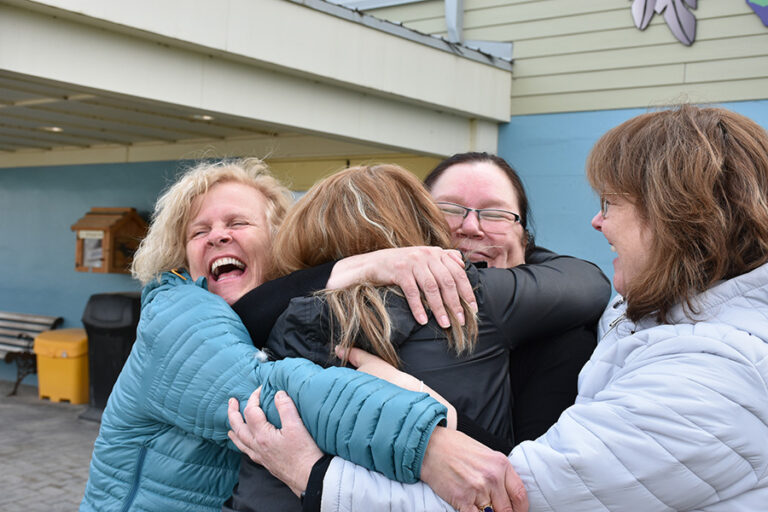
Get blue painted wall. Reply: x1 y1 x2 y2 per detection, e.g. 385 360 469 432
1 160 193 384
498 100 768 291
0 161 191 328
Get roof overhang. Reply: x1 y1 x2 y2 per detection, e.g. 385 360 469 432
0 0 512 168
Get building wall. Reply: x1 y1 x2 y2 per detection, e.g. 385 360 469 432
0 161 180 328
0 155 438 385
0 154 441 332
371 0 768 115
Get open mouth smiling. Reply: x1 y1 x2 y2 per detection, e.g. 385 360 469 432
210 257 246 281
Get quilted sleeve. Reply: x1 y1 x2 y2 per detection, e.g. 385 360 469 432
257 358 447 483
139 282 446 483
320 457 455 512
509 333 768 511
139 281 274 444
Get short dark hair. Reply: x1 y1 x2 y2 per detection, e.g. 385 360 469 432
424 152 535 257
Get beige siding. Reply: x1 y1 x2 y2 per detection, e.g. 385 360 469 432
370 0 768 115
270 154 442 190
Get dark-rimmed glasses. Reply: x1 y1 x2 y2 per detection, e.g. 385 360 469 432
437 202 520 233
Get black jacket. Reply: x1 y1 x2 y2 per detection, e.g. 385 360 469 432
225 248 610 512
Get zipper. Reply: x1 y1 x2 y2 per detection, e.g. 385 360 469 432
608 314 625 330
120 445 147 512
601 298 628 340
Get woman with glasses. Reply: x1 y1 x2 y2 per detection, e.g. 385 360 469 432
424 153 605 446
225 163 610 512
247 106 768 511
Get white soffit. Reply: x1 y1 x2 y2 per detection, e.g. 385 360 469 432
0 0 510 165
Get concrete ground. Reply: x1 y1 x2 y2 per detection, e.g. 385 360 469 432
0 380 99 511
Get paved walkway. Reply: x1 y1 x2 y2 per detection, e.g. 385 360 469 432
0 381 99 511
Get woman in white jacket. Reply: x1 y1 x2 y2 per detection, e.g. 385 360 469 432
229 104 768 512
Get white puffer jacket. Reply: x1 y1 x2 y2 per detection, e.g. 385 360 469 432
321 262 768 512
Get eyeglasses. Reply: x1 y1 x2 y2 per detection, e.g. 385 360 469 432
600 193 629 219
600 197 612 218
437 202 520 233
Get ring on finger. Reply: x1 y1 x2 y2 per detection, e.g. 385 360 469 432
479 505 494 512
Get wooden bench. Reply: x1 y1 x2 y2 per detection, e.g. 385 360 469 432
0 311 62 396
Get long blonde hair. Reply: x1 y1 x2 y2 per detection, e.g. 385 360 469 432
132 158 292 285
270 164 478 367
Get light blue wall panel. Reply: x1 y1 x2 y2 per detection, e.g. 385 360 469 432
498 100 768 292
0 161 185 329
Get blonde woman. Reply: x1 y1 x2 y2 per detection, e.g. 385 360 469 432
80 158 475 512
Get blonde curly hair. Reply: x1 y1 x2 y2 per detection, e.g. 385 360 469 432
131 158 292 285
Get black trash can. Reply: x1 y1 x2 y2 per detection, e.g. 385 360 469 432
80 292 141 422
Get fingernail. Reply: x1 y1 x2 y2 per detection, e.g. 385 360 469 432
439 315 450 328
417 314 428 325
457 312 465 325
228 398 234 406
470 301 478 313
275 390 287 402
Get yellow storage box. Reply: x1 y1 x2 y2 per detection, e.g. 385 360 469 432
34 328 89 404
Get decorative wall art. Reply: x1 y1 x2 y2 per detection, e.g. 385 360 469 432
746 0 768 26
631 0 698 46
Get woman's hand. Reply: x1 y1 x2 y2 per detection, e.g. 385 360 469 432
421 427 529 512
341 347 457 429
327 247 477 328
227 388 322 498
343 347 526 510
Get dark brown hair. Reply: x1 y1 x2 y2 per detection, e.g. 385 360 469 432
587 105 768 322
424 152 535 258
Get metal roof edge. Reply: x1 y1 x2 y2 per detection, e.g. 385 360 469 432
286 0 514 72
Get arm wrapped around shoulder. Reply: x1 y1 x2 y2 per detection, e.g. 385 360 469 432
256 357 447 483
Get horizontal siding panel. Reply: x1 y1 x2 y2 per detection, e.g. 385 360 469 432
463 0 750 32
514 34 768 77
467 0 538 9
367 0 768 115
509 77 768 115
465 0 751 29
463 10 636 41
511 64 685 96
686 55 768 83
464 0 622 27
511 14 767 59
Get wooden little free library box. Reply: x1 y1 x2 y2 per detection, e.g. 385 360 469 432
71 207 147 274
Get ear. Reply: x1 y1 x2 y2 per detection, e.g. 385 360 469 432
523 231 536 260
521 229 532 250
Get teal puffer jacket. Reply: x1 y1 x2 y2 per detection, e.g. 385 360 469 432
80 270 446 512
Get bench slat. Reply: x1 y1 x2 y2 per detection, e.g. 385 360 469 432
0 340 33 352
0 310 62 397
0 322 51 338
0 333 35 346
0 311 63 353
0 312 62 326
